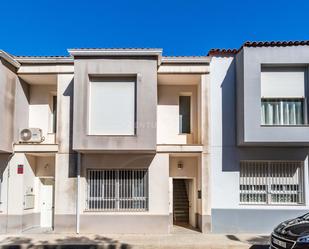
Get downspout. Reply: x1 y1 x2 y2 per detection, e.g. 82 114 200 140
5 150 14 233
76 152 81 234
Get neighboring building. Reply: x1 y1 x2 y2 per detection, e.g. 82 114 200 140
209 41 309 233
0 49 211 233
1 40 309 235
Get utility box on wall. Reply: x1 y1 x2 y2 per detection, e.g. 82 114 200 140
24 194 35 210
17 164 23 174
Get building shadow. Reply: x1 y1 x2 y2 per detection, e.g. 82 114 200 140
0 236 131 249
220 56 240 172
63 78 77 178
225 234 270 249
249 246 269 249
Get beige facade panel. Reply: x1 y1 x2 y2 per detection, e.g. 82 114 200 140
157 145 203 152
18 65 74 74
0 60 19 152
72 58 157 151
14 144 58 153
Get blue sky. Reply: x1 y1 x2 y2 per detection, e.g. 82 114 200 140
0 0 308 56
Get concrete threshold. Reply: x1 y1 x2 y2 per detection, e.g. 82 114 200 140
0 233 270 249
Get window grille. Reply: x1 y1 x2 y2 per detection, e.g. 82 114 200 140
86 169 148 211
240 161 304 205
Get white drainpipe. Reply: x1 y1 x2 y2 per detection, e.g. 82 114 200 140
76 153 81 234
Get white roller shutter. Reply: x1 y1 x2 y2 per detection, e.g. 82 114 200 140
261 67 305 98
89 77 136 135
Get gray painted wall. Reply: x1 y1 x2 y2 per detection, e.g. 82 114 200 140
236 46 309 146
210 55 309 233
212 209 308 233
73 57 157 152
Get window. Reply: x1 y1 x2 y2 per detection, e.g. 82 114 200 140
0 174 2 211
89 77 136 135
261 98 304 125
86 169 148 211
240 161 304 205
179 96 191 133
261 67 307 125
52 96 57 133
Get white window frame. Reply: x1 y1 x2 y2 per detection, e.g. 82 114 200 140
240 160 305 206
260 66 308 126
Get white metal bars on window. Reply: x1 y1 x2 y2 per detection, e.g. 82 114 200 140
240 161 304 205
86 169 148 211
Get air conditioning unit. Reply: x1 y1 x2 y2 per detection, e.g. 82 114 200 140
19 128 43 143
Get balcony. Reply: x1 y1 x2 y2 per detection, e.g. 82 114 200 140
157 74 206 148
14 74 59 152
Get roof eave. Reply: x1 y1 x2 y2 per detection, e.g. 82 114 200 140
0 50 21 68
68 48 163 57
68 48 163 65
161 56 210 64
15 57 73 64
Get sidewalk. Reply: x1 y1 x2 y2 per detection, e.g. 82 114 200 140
0 232 270 249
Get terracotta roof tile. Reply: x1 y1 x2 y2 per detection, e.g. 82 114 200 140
207 48 238 56
243 40 309 47
208 40 309 56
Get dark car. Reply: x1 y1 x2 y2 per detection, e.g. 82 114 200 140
270 213 309 249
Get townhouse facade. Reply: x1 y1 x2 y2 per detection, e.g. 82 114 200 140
210 41 309 233
0 49 210 234
0 41 308 234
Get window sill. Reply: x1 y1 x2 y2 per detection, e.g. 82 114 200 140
261 125 309 127
86 134 137 137
239 203 306 207
83 210 149 214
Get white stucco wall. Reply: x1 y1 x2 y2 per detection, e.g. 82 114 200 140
14 79 29 144
56 74 74 153
55 153 76 215
28 85 57 143
157 85 198 144
2 154 55 214
210 56 238 209
36 156 55 177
